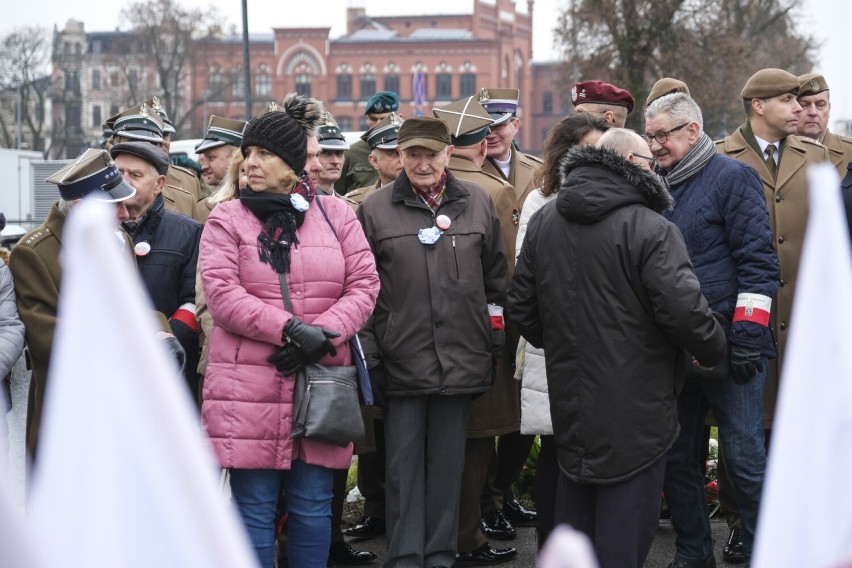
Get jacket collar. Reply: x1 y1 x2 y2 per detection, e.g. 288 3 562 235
391 168 469 205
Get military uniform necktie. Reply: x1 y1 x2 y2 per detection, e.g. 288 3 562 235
765 144 778 180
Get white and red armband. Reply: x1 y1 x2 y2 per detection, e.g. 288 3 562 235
488 304 505 330
170 302 200 334
732 293 771 327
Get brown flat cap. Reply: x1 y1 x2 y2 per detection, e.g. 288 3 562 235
398 117 451 152
740 68 799 99
798 73 829 97
572 80 635 114
645 78 690 109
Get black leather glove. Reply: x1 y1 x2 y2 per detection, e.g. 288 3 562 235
283 317 341 363
163 335 186 374
729 345 763 384
268 344 307 376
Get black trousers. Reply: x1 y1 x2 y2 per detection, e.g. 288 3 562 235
480 430 536 512
555 455 667 568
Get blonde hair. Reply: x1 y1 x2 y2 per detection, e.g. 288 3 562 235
206 151 244 206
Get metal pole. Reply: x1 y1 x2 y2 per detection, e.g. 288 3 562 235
242 0 252 119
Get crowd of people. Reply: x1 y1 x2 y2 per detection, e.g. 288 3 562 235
2 66 852 568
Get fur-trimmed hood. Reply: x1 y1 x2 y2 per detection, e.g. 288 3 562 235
556 145 673 223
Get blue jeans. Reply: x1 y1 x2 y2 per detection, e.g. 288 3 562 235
663 362 767 562
229 460 334 568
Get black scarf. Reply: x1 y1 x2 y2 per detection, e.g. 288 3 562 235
239 188 309 274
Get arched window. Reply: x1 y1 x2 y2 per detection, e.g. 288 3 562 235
459 62 477 97
209 65 225 99
360 63 377 101
336 63 353 101
435 62 453 100
383 62 400 96
256 64 272 97
232 65 245 99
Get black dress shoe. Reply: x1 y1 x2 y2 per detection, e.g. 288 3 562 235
480 510 516 540
343 516 386 540
722 527 745 564
502 499 537 527
454 543 518 566
328 541 377 566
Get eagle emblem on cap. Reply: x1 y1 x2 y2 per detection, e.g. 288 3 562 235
478 88 490 102
150 96 162 110
810 78 820 91
138 103 150 117
571 86 578 104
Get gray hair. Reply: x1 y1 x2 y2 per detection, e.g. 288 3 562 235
645 92 704 132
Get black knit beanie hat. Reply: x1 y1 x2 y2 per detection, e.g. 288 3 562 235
241 93 323 173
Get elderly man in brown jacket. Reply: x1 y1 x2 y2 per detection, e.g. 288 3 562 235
795 73 852 176
357 117 507 568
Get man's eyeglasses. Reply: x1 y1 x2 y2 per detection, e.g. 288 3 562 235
643 122 689 144
633 153 656 166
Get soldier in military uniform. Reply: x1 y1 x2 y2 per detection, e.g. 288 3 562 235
570 80 636 128
796 73 852 176
193 115 247 223
315 112 351 196
145 96 204 202
345 113 404 209
476 87 540 536
9 149 179 462
433 97 519 566
335 91 400 195
714 68 831 565
107 103 199 221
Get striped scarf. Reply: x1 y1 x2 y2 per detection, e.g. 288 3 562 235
658 132 717 189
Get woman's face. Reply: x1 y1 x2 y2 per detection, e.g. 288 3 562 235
243 145 294 193
238 164 249 189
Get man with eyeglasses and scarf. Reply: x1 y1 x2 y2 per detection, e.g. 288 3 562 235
645 91 780 568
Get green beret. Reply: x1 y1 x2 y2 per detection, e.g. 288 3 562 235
798 73 829 97
365 91 400 115
740 68 799 99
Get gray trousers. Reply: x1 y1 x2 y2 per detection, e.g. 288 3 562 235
384 394 471 568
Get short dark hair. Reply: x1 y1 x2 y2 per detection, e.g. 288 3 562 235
537 113 610 197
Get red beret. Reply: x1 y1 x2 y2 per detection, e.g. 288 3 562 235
572 80 635 114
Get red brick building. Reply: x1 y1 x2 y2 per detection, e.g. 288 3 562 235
190 1 550 153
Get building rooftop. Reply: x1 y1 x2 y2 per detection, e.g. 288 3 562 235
335 28 475 43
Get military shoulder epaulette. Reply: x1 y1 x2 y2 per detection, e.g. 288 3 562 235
798 136 824 148
21 228 51 247
522 153 543 164
480 169 512 186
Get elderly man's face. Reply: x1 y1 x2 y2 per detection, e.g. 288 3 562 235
369 148 403 185
114 154 164 220
644 113 697 171
797 91 831 139
201 145 236 187
485 118 519 161
400 145 453 190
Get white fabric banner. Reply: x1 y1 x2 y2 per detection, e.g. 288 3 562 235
753 164 852 568
26 199 258 568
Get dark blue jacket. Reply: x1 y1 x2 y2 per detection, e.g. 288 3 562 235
663 153 780 356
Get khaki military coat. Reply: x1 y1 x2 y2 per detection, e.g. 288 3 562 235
448 154 521 438
483 149 542 212
716 124 830 425
335 139 378 195
821 130 852 177
164 165 202 221
345 180 382 211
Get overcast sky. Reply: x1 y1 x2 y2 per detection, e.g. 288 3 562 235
6 0 852 119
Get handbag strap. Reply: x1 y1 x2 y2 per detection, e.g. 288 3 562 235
315 196 339 241
277 272 293 313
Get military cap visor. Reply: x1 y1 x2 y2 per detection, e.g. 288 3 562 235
478 88 520 125
46 149 136 202
317 126 350 151
195 115 246 153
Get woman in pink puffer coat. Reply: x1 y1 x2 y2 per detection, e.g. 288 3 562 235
198 94 379 568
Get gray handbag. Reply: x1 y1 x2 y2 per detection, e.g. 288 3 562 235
277 272 365 448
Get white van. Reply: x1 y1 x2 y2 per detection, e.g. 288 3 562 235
169 139 204 160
